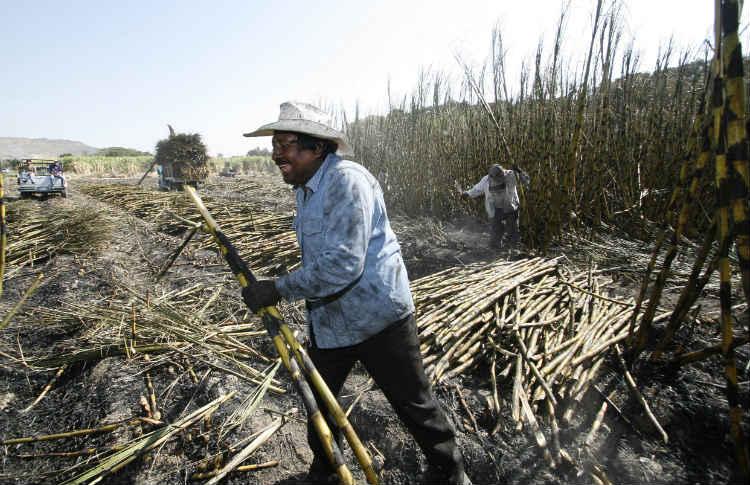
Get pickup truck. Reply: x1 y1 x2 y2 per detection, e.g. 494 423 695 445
17 159 67 198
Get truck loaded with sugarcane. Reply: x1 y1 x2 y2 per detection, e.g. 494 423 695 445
138 125 209 190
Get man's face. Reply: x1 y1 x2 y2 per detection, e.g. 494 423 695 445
489 165 503 178
271 132 324 185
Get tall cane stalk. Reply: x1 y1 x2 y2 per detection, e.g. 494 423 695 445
715 0 750 476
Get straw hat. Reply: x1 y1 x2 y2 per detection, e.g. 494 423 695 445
244 101 353 157
489 164 504 177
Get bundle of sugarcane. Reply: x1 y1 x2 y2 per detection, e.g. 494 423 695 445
2 200 112 279
418 262 658 412
415 257 560 382
412 256 668 478
154 128 209 181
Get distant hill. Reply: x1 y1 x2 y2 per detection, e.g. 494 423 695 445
0 137 98 159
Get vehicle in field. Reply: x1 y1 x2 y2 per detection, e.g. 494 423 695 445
16 159 67 198
156 159 208 191
219 163 237 178
154 126 209 191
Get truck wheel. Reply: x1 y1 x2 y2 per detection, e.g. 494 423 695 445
61 189 68 198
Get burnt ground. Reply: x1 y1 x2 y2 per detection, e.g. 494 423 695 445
0 173 748 485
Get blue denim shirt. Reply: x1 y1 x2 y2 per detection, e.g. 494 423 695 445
275 154 415 349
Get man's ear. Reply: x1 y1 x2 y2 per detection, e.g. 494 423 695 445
314 141 326 158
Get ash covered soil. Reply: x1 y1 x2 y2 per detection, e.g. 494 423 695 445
1 173 748 485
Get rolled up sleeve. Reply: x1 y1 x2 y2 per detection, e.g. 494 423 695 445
276 169 374 301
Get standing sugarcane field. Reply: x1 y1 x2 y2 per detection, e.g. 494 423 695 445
2 1 750 484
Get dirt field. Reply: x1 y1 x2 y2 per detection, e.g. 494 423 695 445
1 173 748 484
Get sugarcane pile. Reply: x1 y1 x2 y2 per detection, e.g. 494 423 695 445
200 177 294 212
155 129 210 182
412 257 665 479
2 199 112 280
79 183 298 274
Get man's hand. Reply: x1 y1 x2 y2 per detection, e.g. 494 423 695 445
454 180 466 197
242 279 281 313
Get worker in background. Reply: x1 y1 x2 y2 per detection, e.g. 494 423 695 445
49 161 63 177
242 101 472 485
48 160 66 189
462 163 530 251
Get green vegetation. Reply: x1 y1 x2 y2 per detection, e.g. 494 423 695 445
247 147 271 157
61 155 153 176
210 155 275 174
0 159 19 171
59 154 273 177
94 147 151 157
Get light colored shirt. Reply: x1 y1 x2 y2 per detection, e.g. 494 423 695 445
465 168 529 218
275 154 414 349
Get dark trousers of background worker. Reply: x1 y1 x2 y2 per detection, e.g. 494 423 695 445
306 314 465 480
491 208 520 249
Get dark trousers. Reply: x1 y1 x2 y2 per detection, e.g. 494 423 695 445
491 208 520 249
307 315 464 477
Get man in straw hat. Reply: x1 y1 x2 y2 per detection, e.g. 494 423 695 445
242 102 472 485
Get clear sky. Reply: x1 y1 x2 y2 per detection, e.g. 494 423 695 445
2 1 747 156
